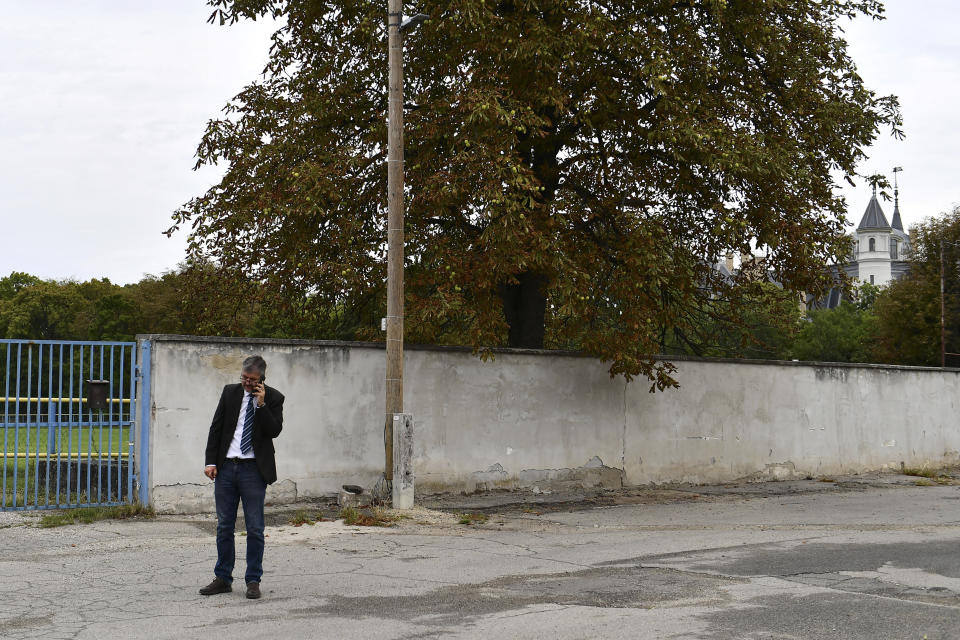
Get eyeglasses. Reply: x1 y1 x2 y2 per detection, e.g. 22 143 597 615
240 375 261 384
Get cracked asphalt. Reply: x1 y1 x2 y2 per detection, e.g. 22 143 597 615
4 474 960 639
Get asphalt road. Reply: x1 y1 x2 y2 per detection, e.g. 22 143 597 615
4 475 960 639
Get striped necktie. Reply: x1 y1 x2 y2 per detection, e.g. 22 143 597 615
240 394 255 454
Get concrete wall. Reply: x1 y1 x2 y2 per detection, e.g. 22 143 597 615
137 335 960 513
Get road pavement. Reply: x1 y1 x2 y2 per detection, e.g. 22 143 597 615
3 474 960 639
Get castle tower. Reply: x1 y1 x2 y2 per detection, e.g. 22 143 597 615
853 181 910 287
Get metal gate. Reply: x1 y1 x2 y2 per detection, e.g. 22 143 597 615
0 340 138 511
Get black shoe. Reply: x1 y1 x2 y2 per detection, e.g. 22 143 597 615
246 582 261 599
199 577 232 595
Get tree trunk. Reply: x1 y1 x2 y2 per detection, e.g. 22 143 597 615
497 271 547 348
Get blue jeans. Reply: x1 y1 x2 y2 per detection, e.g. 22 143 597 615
214 460 267 584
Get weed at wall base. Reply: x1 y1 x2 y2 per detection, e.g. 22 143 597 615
38 503 155 528
339 506 399 527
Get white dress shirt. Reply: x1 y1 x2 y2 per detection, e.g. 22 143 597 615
225 391 257 459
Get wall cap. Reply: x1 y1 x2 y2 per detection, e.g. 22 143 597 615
134 334 960 374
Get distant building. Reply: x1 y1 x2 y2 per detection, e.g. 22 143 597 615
849 186 911 286
812 187 911 309
713 187 912 310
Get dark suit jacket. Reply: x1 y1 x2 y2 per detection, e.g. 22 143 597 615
204 383 285 484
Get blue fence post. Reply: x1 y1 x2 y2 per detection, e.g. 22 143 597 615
47 401 57 455
137 341 151 506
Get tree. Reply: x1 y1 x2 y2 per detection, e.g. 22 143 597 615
0 272 41 300
790 301 877 363
786 283 882 363
90 292 140 342
871 276 938 366
661 280 803 360
152 263 259 336
0 280 93 340
169 0 901 386
871 207 960 367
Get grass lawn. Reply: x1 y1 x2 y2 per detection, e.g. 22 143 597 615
2 424 131 455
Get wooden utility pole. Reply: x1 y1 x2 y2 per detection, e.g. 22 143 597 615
942 239 947 368
384 0 405 485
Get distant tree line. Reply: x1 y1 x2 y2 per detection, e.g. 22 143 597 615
0 264 380 343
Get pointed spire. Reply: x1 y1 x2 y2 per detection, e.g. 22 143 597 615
891 193 903 231
891 167 904 231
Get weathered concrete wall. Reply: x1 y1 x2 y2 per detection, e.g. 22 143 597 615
137 335 960 513
623 361 960 485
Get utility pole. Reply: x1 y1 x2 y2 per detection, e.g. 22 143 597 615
942 238 946 368
384 0 405 490
939 239 960 368
383 4 427 492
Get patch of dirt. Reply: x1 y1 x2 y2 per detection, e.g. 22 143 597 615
416 470 949 518
263 496 340 527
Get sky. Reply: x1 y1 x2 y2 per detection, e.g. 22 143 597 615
0 1 275 284
1 1 958 285
839 0 960 229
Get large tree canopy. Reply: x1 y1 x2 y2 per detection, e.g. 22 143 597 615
169 0 900 386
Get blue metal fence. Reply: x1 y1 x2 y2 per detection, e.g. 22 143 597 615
0 340 138 511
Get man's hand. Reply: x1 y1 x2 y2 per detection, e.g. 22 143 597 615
254 382 266 408
204 465 217 480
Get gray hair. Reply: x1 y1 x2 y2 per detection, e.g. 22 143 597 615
242 355 267 378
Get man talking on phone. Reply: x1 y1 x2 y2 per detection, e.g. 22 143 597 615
199 355 284 600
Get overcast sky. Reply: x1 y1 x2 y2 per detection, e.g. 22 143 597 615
1 1 957 285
